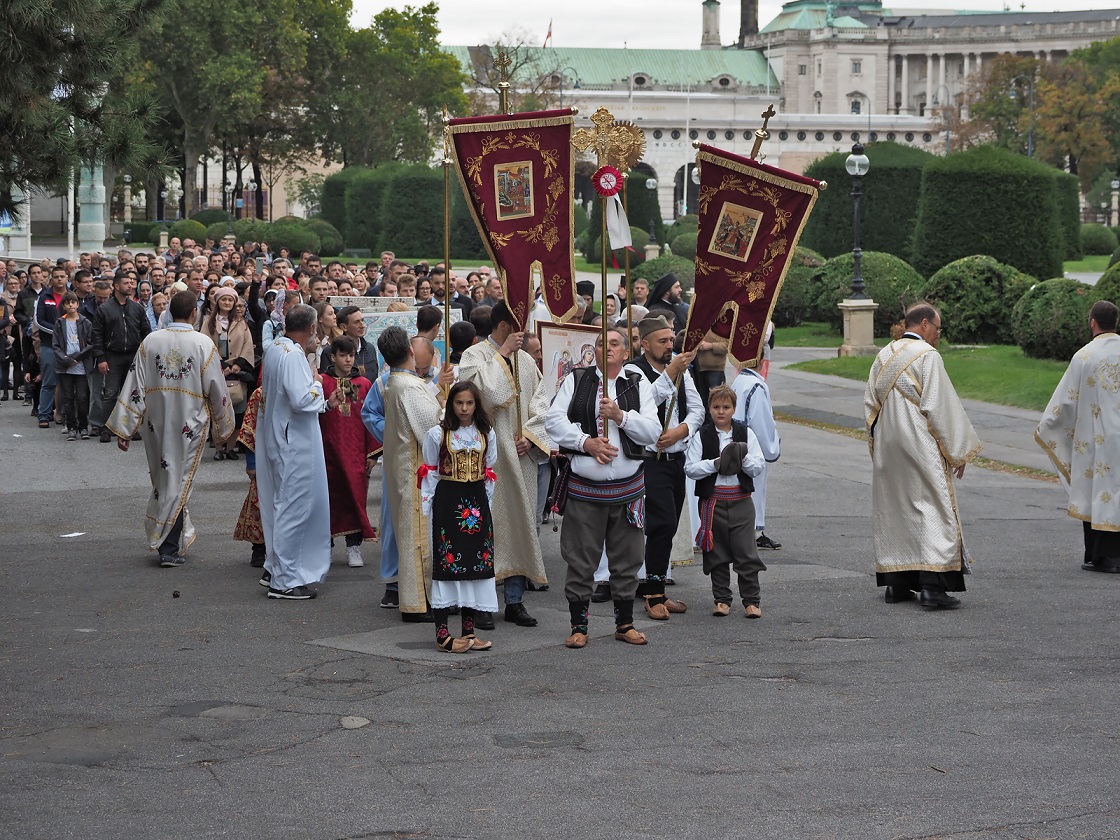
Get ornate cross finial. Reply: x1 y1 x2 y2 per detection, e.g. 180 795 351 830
494 47 513 115
571 106 645 171
749 104 778 161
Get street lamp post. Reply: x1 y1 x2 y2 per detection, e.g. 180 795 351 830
224 181 234 238
1111 179 1119 228
645 177 658 244
1009 74 1035 158
932 85 952 155
122 175 132 223
845 142 870 298
248 180 258 221
158 189 169 249
556 66 579 108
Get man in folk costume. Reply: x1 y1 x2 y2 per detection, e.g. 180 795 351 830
731 355 782 550
623 315 703 620
1036 300 1120 574
545 326 662 648
457 301 552 629
864 303 982 609
378 325 443 619
107 291 234 567
319 336 379 569
257 304 342 600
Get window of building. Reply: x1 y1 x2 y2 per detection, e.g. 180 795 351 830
923 132 933 143
671 129 680 140
797 131 807 141
833 131 843 141
707 130 717 140
778 131 789 141
814 131 825 141
817 61 822 75
653 129 663 140
851 60 862 75
851 100 861 115
798 64 807 75
724 130 734 140
905 132 915 142
717 77 731 88
634 75 647 87
689 129 699 140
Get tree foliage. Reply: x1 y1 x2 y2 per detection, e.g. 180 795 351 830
920 256 1034 345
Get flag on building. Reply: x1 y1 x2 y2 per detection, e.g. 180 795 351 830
448 108 578 326
683 143 823 367
543 19 553 48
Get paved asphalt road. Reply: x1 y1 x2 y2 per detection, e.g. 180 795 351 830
1 379 1118 839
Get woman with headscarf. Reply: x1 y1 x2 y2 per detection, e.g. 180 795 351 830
201 285 256 460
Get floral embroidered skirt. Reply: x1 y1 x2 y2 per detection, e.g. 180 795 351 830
430 479 498 612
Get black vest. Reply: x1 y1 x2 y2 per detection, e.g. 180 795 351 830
631 356 685 426
694 420 755 498
561 367 647 461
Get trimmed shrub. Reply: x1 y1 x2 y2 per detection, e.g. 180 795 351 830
670 232 698 260
773 246 827 327
1081 223 1118 256
624 169 666 246
376 165 443 256
633 253 695 290
1055 174 1082 261
189 209 230 227
1109 245 1120 269
667 214 698 243
1012 278 1093 360
449 182 489 261
812 251 924 334
123 221 153 244
573 203 589 237
268 223 320 257
574 229 589 259
305 219 343 256
802 141 933 259
588 226 650 266
344 165 402 252
274 214 304 226
911 145 1064 280
231 219 268 247
150 219 207 245
321 168 366 235
1091 262 1120 303
920 255 1034 344
205 222 230 243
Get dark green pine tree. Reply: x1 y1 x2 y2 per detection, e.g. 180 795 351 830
0 0 168 221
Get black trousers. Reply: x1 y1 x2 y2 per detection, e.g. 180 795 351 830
1083 521 1120 571
96 351 134 428
59 373 90 430
877 569 966 593
161 510 185 557
638 456 686 597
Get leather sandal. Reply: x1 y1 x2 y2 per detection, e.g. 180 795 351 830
744 604 762 619
565 631 588 649
643 596 670 621
437 636 473 654
462 634 492 651
662 596 687 614
613 625 648 645
712 602 731 617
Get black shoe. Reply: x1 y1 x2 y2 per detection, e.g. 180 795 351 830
250 545 266 567
99 427 112 443
159 554 184 568
225 450 240 460
884 586 915 604
474 611 496 631
591 582 612 603
505 603 538 627
756 533 782 550
213 451 226 461
665 578 676 586
258 570 271 587
526 579 549 592
379 588 399 608
1081 562 1120 574
131 432 142 441
919 589 961 609
267 585 317 600
401 610 434 623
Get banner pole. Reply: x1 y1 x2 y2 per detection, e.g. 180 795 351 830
600 196 610 436
442 112 453 402
622 173 633 359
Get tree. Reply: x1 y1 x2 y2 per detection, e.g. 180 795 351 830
0 0 168 221
320 3 468 167
1033 60 1120 191
956 55 1041 154
462 30 568 116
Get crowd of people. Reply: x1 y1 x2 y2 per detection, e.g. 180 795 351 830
6 234 1111 654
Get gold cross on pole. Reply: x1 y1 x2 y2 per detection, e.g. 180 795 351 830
495 47 512 116
749 104 777 161
571 107 645 172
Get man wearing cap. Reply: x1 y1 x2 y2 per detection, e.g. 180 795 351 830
625 315 703 620
647 272 688 334
545 326 662 648
576 280 596 324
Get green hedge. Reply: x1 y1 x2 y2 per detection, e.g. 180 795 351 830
268 223 320 256
1011 278 1093 360
189 209 230 227
321 168 365 237
304 219 343 257
573 203 589 237
911 145 1064 281
449 181 489 261
205 222 230 243
623 169 665 245
667 214 698 243
1056 174 1082 261
633 253 695 290
376 166 443 256
772 246 827 327
1081 223 1119 256
670 231 698 259
812 251 925 334
802 141 933 260
149 219 207 245
587 226 650 266
920 255 1034 344
343 165 402 252
123 221 153 244
1109 246 1120 269
1092 262 1120 302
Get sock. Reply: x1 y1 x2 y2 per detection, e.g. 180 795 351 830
568 600 589 634
614 598 634 627
461 607 475 636
433 608 450 644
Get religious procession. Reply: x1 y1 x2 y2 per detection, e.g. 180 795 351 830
3 94 1116 663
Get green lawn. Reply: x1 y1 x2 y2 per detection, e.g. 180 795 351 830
789 344 1067 412
778 321 890 348
1063 254 1110 275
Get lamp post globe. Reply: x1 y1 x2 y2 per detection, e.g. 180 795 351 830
845 142 870 299
645 177 658 243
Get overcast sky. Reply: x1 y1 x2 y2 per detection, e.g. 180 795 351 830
349 1 1043 49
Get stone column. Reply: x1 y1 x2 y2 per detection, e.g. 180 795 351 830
76 163 108 253
900 54 909 114
962 54 972 119
888 54 896 115
925 54 934 114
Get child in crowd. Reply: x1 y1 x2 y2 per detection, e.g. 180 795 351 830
234 385 266 569
419 381 498 653
320 337 379 567
51 291 94 440
684 384 767 618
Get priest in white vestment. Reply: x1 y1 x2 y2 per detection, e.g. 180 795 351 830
257 304 340 600
378 326 443 617
863 303 982 609
457 301 552 628
1036 300 1120 574
108 291 235 566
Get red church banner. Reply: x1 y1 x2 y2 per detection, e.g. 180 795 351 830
684 144 823 367
448 109 578 327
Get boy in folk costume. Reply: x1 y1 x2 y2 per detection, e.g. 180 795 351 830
320 336 379 567
685 385 767 618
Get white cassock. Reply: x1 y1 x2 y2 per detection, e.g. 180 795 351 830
108 323 234 554
732 367 780 530
258 336 331 590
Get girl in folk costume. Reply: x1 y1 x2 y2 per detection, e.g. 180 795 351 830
201 285 256 460
233 385 267 568
419 381 499 654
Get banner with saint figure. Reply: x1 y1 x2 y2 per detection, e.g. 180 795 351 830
448 109 578 326
683 144 823 367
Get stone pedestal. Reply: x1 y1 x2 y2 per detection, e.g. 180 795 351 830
837 298 879 357
644 242 661 262
76 164 108 252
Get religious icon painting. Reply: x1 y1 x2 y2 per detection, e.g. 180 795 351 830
708 201 765 263
494 161 534 220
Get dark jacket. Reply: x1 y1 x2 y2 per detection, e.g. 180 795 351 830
51 315 95 372
15 284 42 332
320 335 380 380
92 295 151 363
34 289 63 337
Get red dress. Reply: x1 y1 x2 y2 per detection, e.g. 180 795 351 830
320 375 380 540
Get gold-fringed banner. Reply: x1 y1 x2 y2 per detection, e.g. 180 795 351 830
684 144 823 367
448 109 578 326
